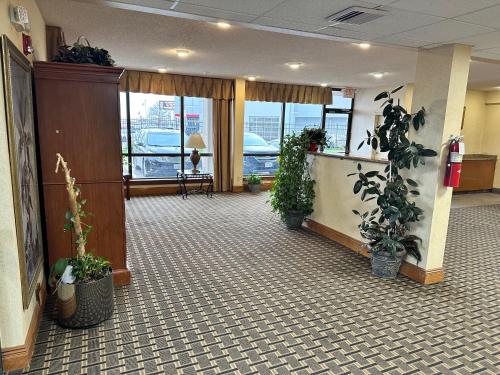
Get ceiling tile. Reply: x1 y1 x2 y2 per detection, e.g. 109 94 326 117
455 4 500 29
259 0 380 28
174 3 257 22
451 31 500 51
477 47 500 55
180 0 285 16
372 35 428 48
316 27 382 42
251 17 319 33
396 19 494 44
389 0 500 18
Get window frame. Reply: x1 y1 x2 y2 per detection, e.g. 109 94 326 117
243 88 354 175
122 92 213 180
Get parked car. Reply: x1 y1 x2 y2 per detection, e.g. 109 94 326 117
243 132 279 175
132 129 192 177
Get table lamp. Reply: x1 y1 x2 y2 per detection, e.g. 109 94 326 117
186 133 206 172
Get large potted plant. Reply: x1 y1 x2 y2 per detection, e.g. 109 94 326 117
50 154 114 327
52 36 115 66
301 127 328 152
349 86 437 279
270 134 315 229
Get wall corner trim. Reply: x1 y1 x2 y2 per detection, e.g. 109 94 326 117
1 285 47 372
305 220 444 285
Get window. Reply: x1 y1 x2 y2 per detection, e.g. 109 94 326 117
121 93 213 179
243 101 281 176
242 89 354 175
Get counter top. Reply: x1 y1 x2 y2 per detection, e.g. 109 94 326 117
308 151 389 165
462 154 497 161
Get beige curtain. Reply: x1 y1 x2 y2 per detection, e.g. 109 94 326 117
121 70 234 99
46 25 65 61
245 80 332 104
212 99 233 192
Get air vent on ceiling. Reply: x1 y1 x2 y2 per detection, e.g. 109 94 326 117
326 6 387 25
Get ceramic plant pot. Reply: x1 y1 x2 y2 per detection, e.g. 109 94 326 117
371 251 405 279
285 210 304 229
248 183 261 193
57 272 114 328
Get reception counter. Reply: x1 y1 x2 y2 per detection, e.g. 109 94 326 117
455 154 497 192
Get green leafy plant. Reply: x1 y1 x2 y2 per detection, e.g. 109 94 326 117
247 174 262 185
270 134 315 222
53 36 115 66
301 127 328 148
349 85 437 261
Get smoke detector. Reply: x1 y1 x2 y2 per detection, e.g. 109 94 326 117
326 6 387 25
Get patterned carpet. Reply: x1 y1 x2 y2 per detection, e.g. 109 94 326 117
18 193 499 374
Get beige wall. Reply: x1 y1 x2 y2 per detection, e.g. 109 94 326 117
461 90 486 154
482 91 500 187
0 0 46 348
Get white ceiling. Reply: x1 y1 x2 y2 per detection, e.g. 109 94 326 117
36 0 500 89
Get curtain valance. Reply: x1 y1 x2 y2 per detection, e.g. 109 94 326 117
245 81 332 105
120 70 234 100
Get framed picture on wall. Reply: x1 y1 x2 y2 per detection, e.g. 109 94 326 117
1 35 44 309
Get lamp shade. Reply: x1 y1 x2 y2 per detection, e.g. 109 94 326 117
186 133 206 149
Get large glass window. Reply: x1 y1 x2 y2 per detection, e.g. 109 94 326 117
243 101 281 176
121 93 213 179
242 89 354 175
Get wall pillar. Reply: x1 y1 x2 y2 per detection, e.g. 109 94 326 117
410 44 471 278
232 79 245 191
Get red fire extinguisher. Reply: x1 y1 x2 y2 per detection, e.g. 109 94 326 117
444 136 464 188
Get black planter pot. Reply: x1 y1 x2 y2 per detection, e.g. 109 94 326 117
285 210 304 229
56 272 114 328
371 251 405 279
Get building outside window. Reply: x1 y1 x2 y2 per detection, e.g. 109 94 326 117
243 89 354 175
121 93 213 179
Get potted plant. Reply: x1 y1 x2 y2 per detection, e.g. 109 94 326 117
301 128 328 152
50 154 114 327
247 174 262 193
52 36 115 66
270 134 315 229
349 86 437 279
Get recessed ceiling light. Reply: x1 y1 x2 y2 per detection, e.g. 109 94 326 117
320 83 328 87
216 21 231 29
176 49 191 58
286 62 303 70
247 75 257 81
371 72 385 79
357 42 371 49
157 68 168 73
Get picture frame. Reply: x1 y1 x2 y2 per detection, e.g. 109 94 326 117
1 35 43 309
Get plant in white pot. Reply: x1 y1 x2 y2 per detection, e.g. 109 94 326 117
247 174 262 193
270 134 315 229
49 153 114 327
349 86 437 279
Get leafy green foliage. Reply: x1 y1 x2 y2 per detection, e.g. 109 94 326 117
270 134 315 222
300 128 328 147
53 37 115 66
348 86 438 261
247 174 262 185
69 253 111 283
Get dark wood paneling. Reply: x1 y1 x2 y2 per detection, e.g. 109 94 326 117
34 62 129 284
455 159 496 192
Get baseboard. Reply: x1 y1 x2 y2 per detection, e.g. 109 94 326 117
232 186 244 193
113 268 131 286
304 220 444 285
2 283 47 372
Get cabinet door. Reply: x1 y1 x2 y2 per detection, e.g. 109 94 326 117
36 79 122 184
43 182 126 269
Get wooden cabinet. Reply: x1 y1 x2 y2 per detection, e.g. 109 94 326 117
34 62 130 285
455 155 497 192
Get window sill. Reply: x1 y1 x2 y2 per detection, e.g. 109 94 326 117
308 151 389 165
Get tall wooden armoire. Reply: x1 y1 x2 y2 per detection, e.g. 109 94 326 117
34 62 130 285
